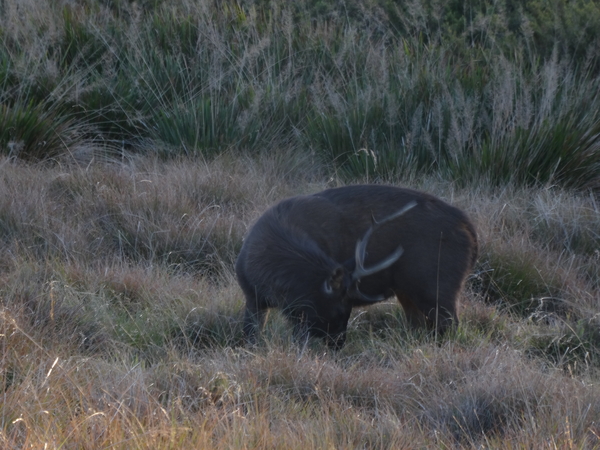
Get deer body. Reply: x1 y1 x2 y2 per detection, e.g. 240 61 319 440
235 185 478 348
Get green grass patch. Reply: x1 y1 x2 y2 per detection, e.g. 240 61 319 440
477 245 568 317
525 315 600 371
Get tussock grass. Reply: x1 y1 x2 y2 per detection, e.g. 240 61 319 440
1 156 600 447
3 0 600 190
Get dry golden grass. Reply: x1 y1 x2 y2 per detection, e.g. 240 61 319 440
1 154 600 448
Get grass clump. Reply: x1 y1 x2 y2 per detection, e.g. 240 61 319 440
0 100 81 161
3 0 600 190
478 243 568 317
525 314 600 372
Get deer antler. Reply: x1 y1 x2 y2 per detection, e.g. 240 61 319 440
352 200 417 282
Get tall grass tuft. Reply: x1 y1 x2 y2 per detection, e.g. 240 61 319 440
0 100 76 160
3 0 600 189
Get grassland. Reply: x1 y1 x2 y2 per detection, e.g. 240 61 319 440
2 0 600 448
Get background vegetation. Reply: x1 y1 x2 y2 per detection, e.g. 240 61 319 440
3 0 600 186
2 0 600 448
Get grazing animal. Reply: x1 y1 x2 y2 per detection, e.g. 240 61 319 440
235 185 477 348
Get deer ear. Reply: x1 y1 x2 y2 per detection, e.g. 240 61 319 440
323 267 345 294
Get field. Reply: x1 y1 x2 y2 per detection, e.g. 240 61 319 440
2 0 600 448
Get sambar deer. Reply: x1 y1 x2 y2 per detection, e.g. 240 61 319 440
235 185 477 348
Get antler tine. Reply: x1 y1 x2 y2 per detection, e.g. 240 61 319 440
353 245 404 281
353 200 417 281
373 200 418 226
354 227 373 275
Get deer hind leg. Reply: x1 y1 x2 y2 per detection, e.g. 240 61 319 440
423 298 458 335
418 285 460 335
395 292 429 329
395 288 459 335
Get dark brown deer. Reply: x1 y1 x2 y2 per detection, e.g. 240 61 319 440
235 185 477 348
